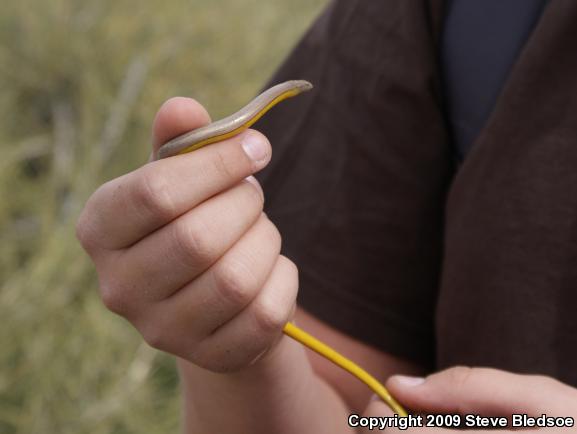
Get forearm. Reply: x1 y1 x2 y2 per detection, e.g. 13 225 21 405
179 335 356 434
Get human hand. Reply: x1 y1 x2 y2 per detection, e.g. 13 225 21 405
76 97 298 372
360 367 577 432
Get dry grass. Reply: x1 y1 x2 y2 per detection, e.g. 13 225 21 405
0 1 326 432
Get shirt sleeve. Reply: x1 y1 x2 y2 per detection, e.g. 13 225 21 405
254 0 452 366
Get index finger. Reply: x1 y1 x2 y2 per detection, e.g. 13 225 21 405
151 96 211 155
78 99 271 251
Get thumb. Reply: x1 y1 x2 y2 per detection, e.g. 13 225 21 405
386 366 575 417
150 96 211 159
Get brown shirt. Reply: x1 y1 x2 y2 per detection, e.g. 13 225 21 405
255 0 577 386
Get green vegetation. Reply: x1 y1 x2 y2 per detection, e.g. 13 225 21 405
0 1 326 432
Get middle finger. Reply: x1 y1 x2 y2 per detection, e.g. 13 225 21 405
104 177 264 306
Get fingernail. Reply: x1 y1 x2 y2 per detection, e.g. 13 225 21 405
245 175 264 200
393 375 425 387
241 130 269 165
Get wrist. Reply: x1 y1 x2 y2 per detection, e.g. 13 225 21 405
177 333 354 434
177 332 296 386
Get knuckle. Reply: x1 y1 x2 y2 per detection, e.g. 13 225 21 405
242 180 265 212
530 374 558 389
141 326 166 350
251 216 281 255
213 258 257 306
253 299 286 334
75 185 110 250
173 217 216 266
261 217 281 248
275 256 299 299
278 254 298 278
136 167 176 221
75 210 93 250
186 344 210 369
99 281 129 315
447 366 475 392
211 148 237 181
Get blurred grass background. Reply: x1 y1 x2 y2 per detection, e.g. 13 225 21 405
0 0 326 432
